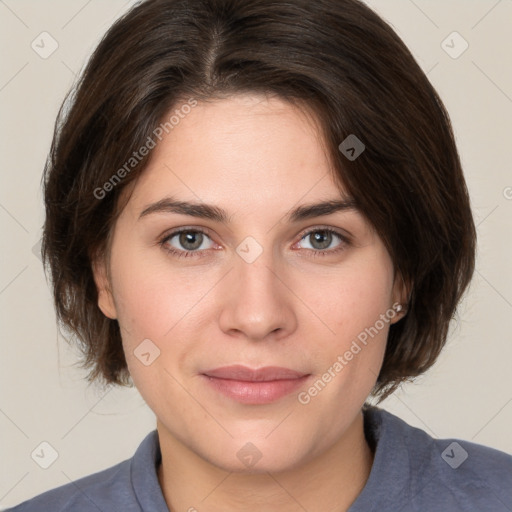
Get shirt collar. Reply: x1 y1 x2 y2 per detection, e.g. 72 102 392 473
131 430 170 511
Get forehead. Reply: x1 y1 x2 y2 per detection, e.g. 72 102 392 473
122 93 347 217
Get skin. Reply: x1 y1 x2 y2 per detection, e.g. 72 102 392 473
93 93 407 512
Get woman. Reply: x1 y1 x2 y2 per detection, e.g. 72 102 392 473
8 0 512 510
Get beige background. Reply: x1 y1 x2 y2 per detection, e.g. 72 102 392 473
1 0 511 508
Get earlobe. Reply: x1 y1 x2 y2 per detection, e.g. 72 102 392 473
91 258 118 320
391 272 411 323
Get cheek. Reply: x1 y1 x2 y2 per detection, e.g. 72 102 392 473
109 246 200 339
107 246 222 386
297 280 392 415
108 255 194 409
303 254 395 345
296 252 394 397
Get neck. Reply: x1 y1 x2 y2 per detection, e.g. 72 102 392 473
157 410 374 512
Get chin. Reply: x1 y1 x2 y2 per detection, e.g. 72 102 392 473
192 429 317 475
211 446 306 475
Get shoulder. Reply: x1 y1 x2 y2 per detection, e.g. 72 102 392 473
5 430 164 512
5 460 133 512
357 406 512 512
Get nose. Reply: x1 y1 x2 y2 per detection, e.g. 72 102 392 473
217 249 298 342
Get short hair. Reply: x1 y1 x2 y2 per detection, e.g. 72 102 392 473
42 0 476 402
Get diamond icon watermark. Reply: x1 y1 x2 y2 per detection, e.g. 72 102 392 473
441 31 468 59
236 442 263 468
134 338 161 366
31 441 59 469
32 238 43 261
339 134 365 161
441 441 468 469
236 236 263 264
31 31 59 59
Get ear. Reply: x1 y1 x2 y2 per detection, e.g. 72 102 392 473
390 271 411 324
91 256 118 320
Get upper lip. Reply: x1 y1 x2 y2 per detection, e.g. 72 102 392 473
202 365 309 382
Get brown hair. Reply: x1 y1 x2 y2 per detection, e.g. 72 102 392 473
42 0 476 402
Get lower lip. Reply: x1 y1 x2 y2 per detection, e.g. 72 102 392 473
202 375 311 404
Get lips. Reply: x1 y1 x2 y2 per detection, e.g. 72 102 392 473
203 365 308 381
201 365 311 404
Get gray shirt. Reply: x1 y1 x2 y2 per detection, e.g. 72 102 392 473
6 406 512 511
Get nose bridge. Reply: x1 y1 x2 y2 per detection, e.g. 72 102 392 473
218 240 297 340
236 246 279 297
233 232 278 286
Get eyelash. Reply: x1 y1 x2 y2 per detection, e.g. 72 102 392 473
159 226 350 260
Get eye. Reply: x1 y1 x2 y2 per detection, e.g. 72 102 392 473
160 228 216 258
296 228 349 256
159 226 350 260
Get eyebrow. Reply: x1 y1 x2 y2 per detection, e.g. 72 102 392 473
138 196 358 223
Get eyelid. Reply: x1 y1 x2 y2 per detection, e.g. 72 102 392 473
296 224 352 243
159 226 218 249
292 226 351 256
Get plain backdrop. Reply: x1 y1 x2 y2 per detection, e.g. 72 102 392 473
1 0 511 508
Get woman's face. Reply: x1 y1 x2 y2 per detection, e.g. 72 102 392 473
94 94 404 473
